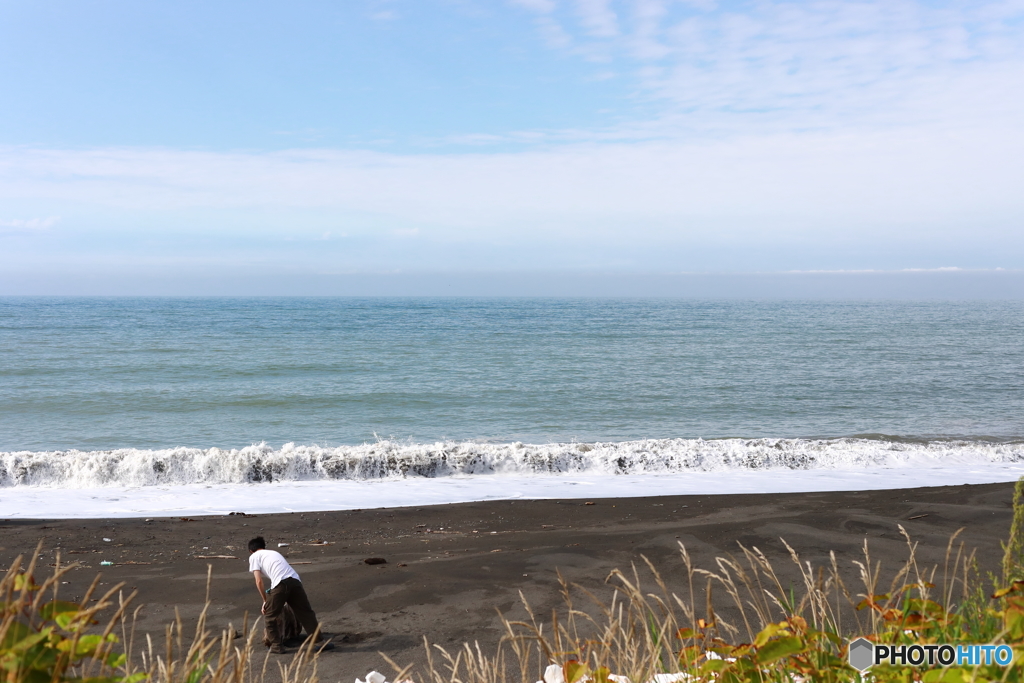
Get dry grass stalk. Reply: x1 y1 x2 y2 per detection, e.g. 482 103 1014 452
394 530 985 683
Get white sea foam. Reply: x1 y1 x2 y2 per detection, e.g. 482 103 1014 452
3 438 1024 518
2 437 1022 488
0 465 1021 519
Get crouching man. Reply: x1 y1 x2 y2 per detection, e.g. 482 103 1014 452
248 536 333 654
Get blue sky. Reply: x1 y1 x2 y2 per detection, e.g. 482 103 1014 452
1 0 1023 294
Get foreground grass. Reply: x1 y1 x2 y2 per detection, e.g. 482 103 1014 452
404 480 1024 683
5 481 1024 683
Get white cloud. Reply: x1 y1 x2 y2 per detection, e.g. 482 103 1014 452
536 15 574 48
1 111 1020 247
510 0 556 13
1 0 1022 272
505 0 1024 140
0 216 59 232
575 0 619 37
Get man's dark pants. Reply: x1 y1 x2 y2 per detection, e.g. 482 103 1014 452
265 577 321 645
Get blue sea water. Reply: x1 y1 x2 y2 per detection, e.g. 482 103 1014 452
1 297 1024 503
2 297 1023 451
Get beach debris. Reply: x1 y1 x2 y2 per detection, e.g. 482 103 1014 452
99 561 113 566
542 524 555 528
651 675 690 683
228 512 249 517
908 514 929 520
538 663 677 683
363 557 387 565
278 543 289 547
542 664 566 683
397 562 407 567
356 672 412 683
356 672 387 683
102 538 112 542
584 502 595 505
195 555 238 559
180 517 197 522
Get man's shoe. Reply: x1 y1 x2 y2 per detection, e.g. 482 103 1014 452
269 644 288 655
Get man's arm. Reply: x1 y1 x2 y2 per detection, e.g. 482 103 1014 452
253 571 268 613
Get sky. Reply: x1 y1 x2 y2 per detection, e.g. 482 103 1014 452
1 0 1023 295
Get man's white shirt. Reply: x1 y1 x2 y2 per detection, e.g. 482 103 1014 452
248 549 300 589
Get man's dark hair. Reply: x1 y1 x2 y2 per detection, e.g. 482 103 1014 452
248 536 266 553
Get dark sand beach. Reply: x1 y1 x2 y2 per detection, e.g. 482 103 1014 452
2 482 1016 681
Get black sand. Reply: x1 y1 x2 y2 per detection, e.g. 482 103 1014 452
2 482 1016 682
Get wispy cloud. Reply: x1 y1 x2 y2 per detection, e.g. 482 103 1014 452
1 109 1020 244
506 0 1024 139
511 0 557 12
575 0 619 37
788 267 985 274
0 216 59 233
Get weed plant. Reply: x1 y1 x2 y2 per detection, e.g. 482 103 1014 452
1 548 321 683
406 478 1024 683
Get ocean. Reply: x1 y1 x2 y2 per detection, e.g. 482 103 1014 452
2 297 1023 517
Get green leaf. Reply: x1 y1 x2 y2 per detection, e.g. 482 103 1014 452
39 600 81 620
992 580 1024 599
752 623 787 648
700 658 727 673
10 630 51 654
21 644 59 671
922 667 971 683
105 652 127 668
55 612 81 630
563 660 588 683
72 633 106 657
755 636 805 665
14 574 39 592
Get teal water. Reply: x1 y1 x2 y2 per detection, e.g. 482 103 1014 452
2 297 1022 453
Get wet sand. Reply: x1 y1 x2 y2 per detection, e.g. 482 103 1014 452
1 482 1016 682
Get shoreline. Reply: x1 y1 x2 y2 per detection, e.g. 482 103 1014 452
2 482 1016 680
4 466 1024 518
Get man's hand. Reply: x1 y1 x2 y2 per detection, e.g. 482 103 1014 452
261 602 268 615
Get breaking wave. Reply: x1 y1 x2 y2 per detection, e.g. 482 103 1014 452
2 437 1023 489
